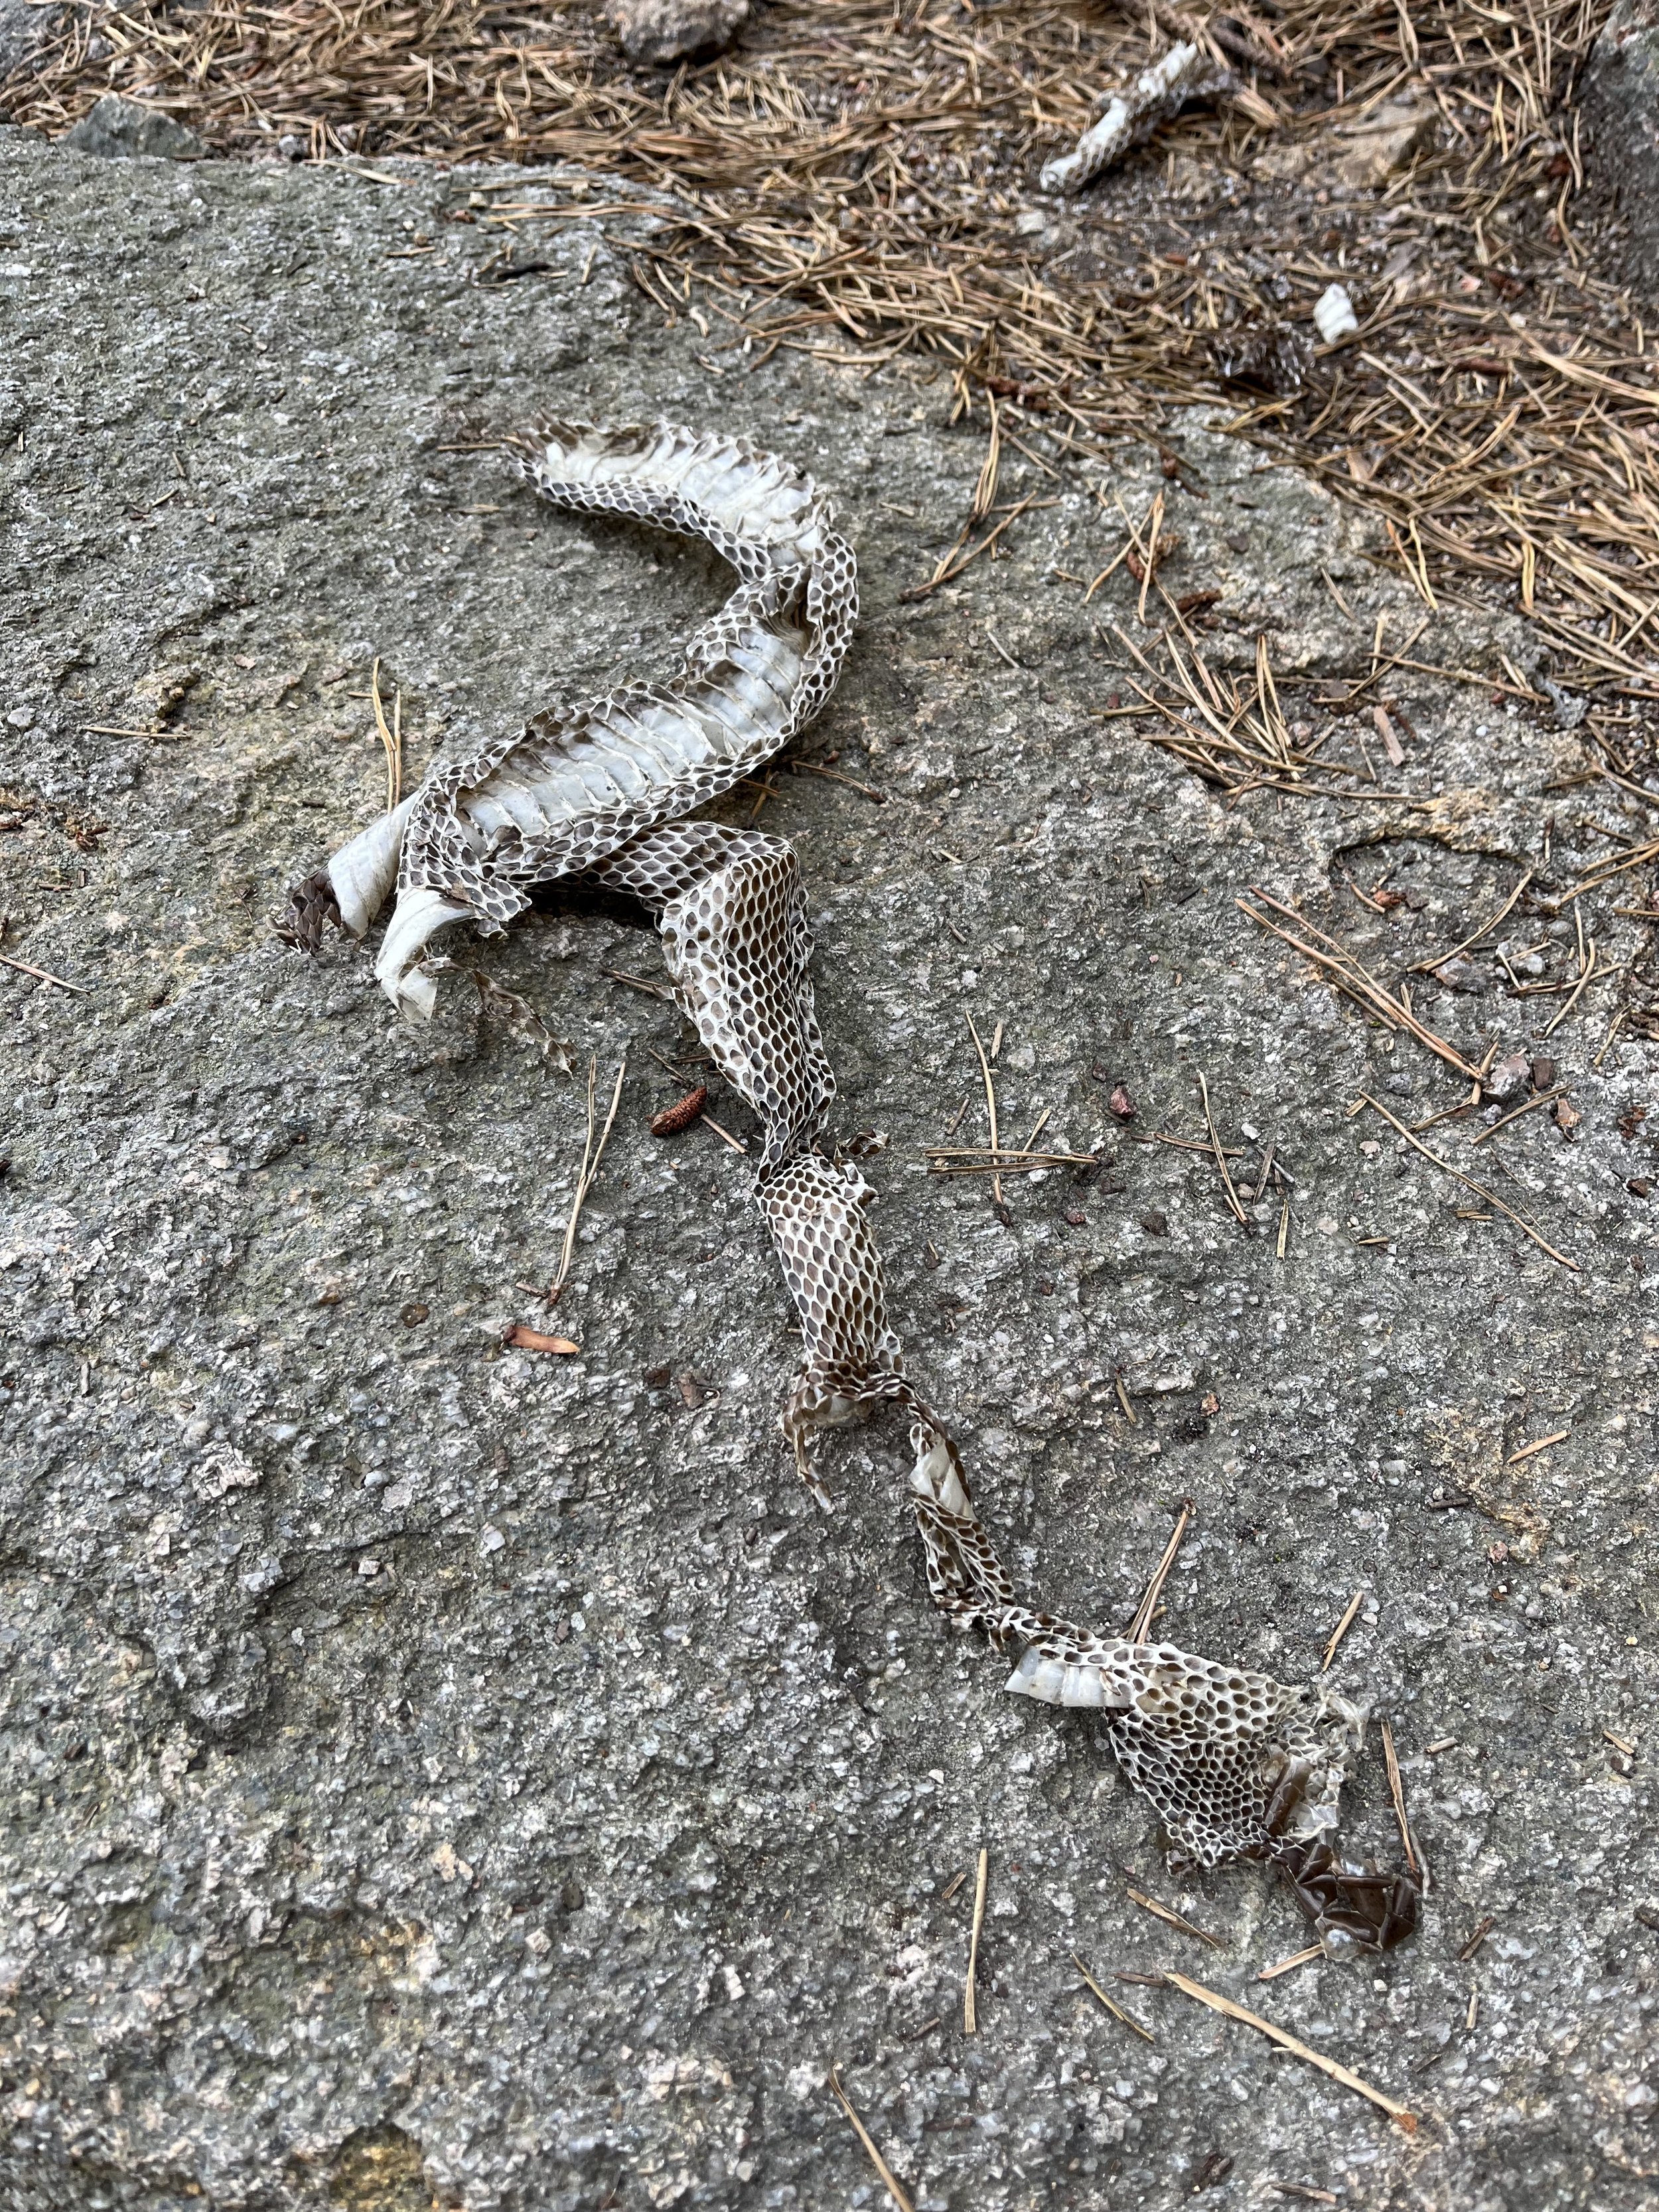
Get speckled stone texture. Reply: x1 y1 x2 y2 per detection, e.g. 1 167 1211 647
1 129 1656 2212
1583 1 1659 299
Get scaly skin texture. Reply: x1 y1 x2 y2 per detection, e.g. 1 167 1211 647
284 420 1416 1952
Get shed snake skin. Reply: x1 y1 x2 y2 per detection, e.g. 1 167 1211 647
283 422 1417 1955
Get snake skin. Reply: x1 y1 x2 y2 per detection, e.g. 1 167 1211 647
283 422 1417 1953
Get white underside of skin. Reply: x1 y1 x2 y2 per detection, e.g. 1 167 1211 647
1039 42 1229 194
373 887 473 1018
326 795 419 938
1007 1645 1136 1712
360 424 851 1018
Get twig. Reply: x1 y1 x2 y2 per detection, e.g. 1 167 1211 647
1139 1132 1247 1157
1355 1092 1579 1271
899 492 1045 602
925 1145 1098 1175
1595 1009 1629 1069
371 657 401 812
1127 1499 1192 1644
1240 890 1481 1082
788 760 890 802
1125 1883 1224 1949
552 1057 626 1294
1470 1087 1567 1145
1408 868 1534 974
1197 1072 1248 1224
1322 1587 1367 1671
600 965 675 1001
1548 837 1659 911
1258 1944 1325 1982
1072 1953 1155 2043
1083 539 1135 603
0 950 88 994
1457 1915 1496 1962
966 1015 1003 1209
1162 1972 1418 2132
1540 940 1599 1037
964 1848 989 2033
1506 1429 1569 1465
697 1111 749 1155
1379 1718 1419 1878
827 2071 914 2212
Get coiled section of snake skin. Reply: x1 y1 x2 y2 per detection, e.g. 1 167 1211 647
282 421 1417 1956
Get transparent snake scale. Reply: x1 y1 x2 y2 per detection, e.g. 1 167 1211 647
283 421 1417 1956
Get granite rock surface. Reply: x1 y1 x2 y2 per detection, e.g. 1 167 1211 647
1583 1 1659 297
1 129 1656 2212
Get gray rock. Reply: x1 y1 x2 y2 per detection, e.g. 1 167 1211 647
1486 1049 1532 1102
1 129 1656 2212
1329 93 1438 189
0 0 57 80
62 91 205 161
1583 0 1659 295
605 0 749 65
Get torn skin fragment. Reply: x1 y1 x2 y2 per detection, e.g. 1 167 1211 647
1039 43 1232 196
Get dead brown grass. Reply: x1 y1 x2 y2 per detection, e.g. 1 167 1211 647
11 1 1656 742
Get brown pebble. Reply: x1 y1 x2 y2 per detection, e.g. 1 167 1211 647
1063 1207 1087 1226
1141 1209 1168 1236
644 1364 672 1389
400 1302 429 1326
1630 1178 1652 1200
1555 1097 1581 1134
1530 1055 1557 1092
650 1084 708 1136
1109 1083 1136 1120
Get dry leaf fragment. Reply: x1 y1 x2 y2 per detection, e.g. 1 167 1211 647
504 1324 580 1354
1555 1097 1582 1134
